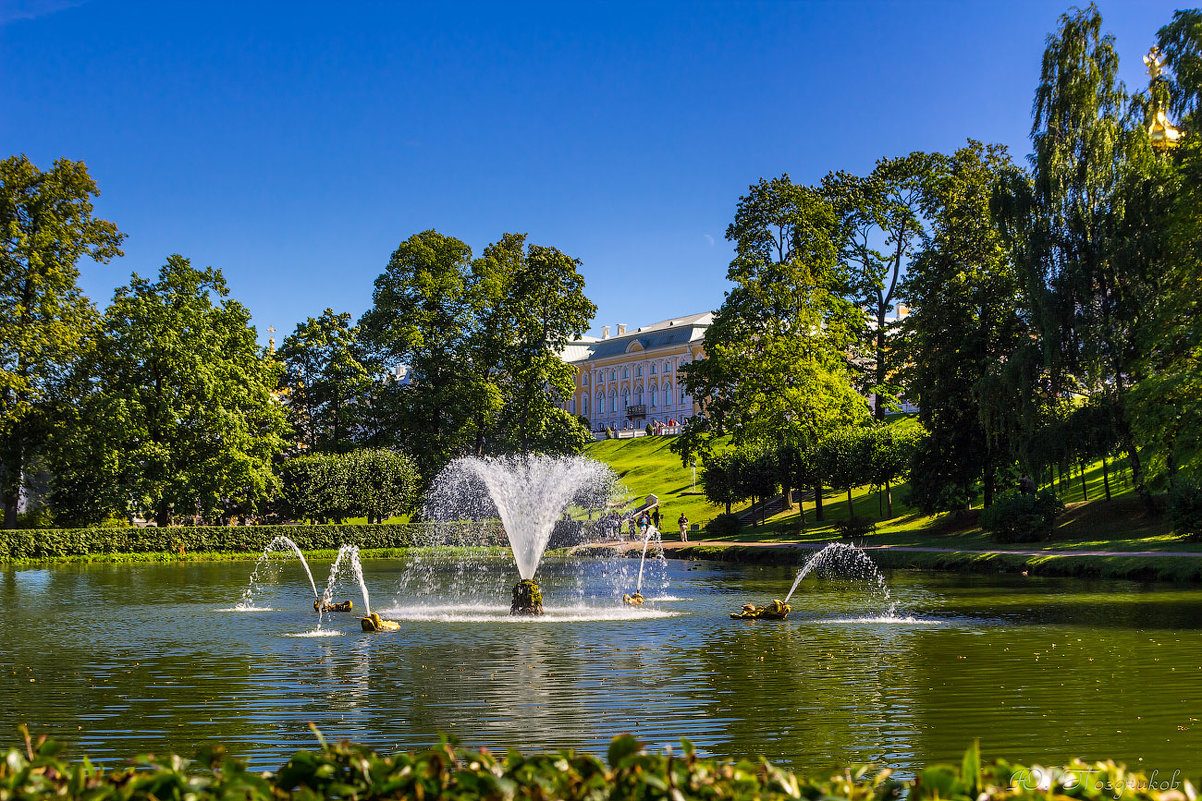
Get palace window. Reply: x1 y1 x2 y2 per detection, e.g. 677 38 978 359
583 396 590 415
623 388 630 409
650 387 657 409
623 368 629 379
636 366 642 377
610 391 617 413
650 364 656 375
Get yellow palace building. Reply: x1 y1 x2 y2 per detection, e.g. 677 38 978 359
560 312 711 435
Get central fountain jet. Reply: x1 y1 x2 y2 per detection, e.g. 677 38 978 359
425 454 618 615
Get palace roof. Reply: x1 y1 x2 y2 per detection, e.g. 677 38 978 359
561 312 712 364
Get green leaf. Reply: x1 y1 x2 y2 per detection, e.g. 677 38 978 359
607 734 641 768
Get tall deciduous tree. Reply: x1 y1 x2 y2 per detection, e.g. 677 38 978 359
357 231 482 479
0 156 123 527
677 176 869 508
472 234 595 456
823 153 937 419
1130 11 1202 485
904 142 1030 512
79 256 289 524
278 309 371 454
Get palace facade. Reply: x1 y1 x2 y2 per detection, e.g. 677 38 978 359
560 312 711 433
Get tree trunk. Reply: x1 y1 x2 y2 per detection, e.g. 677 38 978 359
814 482 824 522
782 485 793 510
1101 455 1111 500
1079 459 1089 501
874 307 887 422
885 479 893 518
846 487 854 519
1 436 23 529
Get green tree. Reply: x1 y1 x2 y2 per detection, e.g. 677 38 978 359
701 450 744 515
278 309 372 454
903 142 1031 512
78 256 289 524
343 449 419 523
823 153 937 419
998 4 1168 509
677 176 869 505
812 428 872 519
357 231 483 479
1129 12 1202 486
864 422 923 518
472 234 595 455
0 155 124 528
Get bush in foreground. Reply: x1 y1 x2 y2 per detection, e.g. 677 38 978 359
2 728 1196 801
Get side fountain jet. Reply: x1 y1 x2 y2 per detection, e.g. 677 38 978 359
731 542 896 622
623 523 662 606
235 536 321 610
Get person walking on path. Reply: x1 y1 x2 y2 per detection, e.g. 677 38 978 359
678 513 689 542
652 508 661 530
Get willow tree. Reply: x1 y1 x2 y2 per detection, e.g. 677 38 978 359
996 4 1166 508
678 176 868 507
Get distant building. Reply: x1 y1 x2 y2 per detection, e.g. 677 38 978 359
560 313 711 433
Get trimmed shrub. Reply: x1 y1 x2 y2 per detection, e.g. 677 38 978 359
0 521 505 561
836 516 876 540
981 490 1064 543
1168 483 1202 541
706 512 741 538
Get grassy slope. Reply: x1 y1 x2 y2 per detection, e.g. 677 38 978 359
585 434 1193 557
584 436 724 532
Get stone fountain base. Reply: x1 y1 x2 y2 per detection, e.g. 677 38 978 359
511 579 544 616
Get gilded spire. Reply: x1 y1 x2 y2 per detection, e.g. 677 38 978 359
1145 46 1182 148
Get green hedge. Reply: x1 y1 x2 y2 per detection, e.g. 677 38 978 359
0 521 506 560
2 729 1194 801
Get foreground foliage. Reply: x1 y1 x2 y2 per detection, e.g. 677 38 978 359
1 730 1196 801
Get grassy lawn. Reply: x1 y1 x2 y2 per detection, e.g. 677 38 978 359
586 434 1195 555
584 436 724 532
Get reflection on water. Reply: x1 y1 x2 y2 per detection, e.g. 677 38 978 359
1 558 1200 777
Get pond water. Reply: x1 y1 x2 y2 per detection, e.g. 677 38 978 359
1 555 1200 777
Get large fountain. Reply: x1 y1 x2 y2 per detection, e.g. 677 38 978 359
423 454 619 615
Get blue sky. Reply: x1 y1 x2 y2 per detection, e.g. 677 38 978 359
0 1 1185 342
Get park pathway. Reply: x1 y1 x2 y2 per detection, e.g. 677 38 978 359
605 540 1202 559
